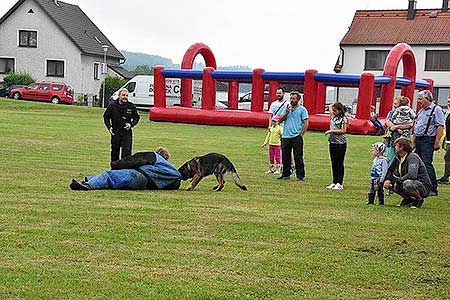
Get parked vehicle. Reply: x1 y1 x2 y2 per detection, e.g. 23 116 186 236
220 91 291 111
9 82 74 104
112 76 211 109
0 84 26 98
112 75 182 108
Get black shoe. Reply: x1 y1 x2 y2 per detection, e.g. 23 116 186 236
397 198 414 207
277 176 290 180
70 178 91 191
437 177 449 184
411 198 424 209
429 191 438 197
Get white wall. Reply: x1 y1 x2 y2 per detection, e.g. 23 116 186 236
338 44 450 107
0 0 82 89
0 0 122 97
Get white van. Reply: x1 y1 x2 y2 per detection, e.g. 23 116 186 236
219 91 291 111
112 75 181 108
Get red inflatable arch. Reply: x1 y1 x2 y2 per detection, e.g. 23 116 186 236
150 43 434 134
181 43 217 107
379 43 416 117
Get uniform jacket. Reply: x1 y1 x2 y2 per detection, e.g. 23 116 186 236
103 100 140 135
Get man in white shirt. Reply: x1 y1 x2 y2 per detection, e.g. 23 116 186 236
268 87 288 128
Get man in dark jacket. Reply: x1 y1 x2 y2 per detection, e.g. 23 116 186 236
70 147 181 191
103 88 140 162
384 137 432 208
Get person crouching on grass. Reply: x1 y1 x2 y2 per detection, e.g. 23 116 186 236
261 115 283 174
383 137 432 209
368 142 389 205
325 102 348 190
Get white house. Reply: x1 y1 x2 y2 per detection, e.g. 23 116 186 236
0 0 131 100
334 0 450 108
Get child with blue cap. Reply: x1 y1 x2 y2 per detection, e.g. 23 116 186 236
368 142 390 205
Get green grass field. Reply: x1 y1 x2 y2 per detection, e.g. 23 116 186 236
0 98 449 299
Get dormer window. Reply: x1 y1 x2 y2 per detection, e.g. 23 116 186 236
18 30 37 47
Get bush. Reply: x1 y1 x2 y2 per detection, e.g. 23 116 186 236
98 76 126 107
3 71 34 85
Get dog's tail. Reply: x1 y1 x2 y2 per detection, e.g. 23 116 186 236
231 171 247 191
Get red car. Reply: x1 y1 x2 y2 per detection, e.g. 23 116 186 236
9 82 74 104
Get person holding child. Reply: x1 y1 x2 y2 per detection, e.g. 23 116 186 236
383 96 414 161
383 96 415 139
261 115 283 174
368 142 389 205
325 102 348 190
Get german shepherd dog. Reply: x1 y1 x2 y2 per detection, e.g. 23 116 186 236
178 153 247 191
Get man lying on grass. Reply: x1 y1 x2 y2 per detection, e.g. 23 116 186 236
70 147 181 191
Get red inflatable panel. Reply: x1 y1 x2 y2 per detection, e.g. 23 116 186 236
150 107 379 134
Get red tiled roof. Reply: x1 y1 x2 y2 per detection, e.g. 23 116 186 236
340 9 450 45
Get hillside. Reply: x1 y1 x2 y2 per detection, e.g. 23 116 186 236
121 50 251 72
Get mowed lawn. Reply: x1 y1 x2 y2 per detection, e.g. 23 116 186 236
0 98 449 300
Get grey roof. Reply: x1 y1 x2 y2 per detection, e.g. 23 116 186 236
0 0 125 60
109 64 133 80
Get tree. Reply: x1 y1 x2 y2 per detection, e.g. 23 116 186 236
98 75 127 107
3 71 34 85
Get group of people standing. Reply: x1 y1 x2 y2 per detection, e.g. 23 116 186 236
263 88 448 208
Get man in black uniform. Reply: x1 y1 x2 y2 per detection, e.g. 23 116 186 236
103 88 140 162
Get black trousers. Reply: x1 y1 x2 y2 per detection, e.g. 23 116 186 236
329 143 347 185
111 131 132 162
281 135 305 179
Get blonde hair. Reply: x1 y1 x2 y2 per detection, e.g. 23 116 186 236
394 96 410 106
156 147 170 160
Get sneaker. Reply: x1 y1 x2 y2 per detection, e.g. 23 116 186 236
437 177 449 184
274 169 281 174
326 183 336 190
429 191 438 197
277 176 290 180
70 178 91 191
265 169 274 174
296 177 304 181
332 183 343 190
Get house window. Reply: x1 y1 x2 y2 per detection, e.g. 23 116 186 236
364 50 389 70
0 58 14 74
47 60 64 77
19 30 37 47
425 50 450 71
94 63 100 80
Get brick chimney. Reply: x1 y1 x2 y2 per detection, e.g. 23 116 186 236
407 0 417 20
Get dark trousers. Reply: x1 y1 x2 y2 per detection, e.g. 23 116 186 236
329 143 347 185
415 136 437 192
281 135 305 179
111 132 132 162
443 145 450 180
369 179 384 204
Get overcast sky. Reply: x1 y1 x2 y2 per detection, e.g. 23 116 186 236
0 0 445 71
